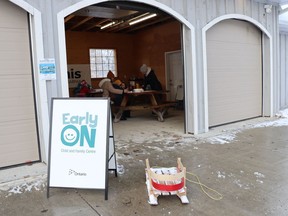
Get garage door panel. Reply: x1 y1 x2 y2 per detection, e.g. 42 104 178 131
0 30 31 75
0 96 34 108
0 1 28 28
0 119 37 136
0 119 39 167
0 150 39 168
207 19 262 127
207 41 261 51
207 19 261 42
208 73 261 89
0 108 36 122
0 29 29 44
0 75 34 92
0 1 39 168
211 109 261 125
2 74 33 82
0 51 30 65
1 131 38 148
0 85 34 97
208 45 261 66
211 98 261 113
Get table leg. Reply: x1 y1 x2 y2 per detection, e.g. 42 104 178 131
114 109 124 123
149 94 164 122
161 107 169 117
152 109 164 122
114 94 129 123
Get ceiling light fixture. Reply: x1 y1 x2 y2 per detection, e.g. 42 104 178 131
129 13 157 25
100 21 115 29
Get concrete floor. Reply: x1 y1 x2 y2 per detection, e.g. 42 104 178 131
1 109 288 216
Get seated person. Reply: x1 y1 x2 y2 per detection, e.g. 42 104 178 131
98 73 128 120
98 78 127 99
113 79 130 118
74 80 92 97
107 70 115 82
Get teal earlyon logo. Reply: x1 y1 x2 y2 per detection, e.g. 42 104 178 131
61 112 98 148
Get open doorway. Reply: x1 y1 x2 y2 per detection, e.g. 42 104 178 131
63 1 188 132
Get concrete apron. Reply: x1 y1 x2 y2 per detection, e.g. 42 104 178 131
0 109 288 216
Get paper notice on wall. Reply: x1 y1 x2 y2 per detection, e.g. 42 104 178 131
39 59 56 80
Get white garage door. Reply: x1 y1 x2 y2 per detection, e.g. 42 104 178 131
0 1 40 167
207 19 262 127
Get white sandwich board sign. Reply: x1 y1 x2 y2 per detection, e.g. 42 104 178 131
47 98 114 199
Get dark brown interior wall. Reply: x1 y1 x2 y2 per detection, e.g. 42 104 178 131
65 31 136 88
133 21 181 90
66 21 181 90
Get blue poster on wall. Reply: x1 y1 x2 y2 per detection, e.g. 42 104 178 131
39 58 56 80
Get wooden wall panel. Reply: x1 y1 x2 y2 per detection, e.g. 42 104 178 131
133 21 181 90
66 31 135 87
66 21 181 90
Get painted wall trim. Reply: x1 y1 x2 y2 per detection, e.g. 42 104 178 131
202 14 273 132
9 0 35 14
185 27 198 134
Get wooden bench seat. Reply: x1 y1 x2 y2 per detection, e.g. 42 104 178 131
112 101 177 122
112 101 177 111
112 103 176 111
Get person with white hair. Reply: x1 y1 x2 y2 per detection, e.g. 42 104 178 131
140 64 162 91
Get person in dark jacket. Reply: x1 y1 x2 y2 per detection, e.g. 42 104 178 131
140 64 162 91
140 64 163 105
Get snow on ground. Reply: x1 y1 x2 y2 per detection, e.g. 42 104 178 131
205 133 238 144
201 109 288 145
2 109 288 194
254 109 288 128
0 174 47 197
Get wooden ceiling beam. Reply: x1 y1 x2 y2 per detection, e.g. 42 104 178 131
64 14 75 23
84 19 110 31
126 16 172 33
70 17 94 30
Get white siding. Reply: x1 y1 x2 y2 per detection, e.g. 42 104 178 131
279 33 288 109
21 0 280 134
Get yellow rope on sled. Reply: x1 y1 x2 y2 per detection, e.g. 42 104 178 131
186 171 223 201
